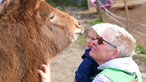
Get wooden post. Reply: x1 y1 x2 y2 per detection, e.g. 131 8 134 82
87 0 97 13
124 0 129 30
96 0 103 21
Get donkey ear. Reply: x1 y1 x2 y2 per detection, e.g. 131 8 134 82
35 0 45 10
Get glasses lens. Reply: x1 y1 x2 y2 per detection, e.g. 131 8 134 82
97 37 103 45
97 37 117 49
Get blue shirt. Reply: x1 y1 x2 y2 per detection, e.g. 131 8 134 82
75 48 100 82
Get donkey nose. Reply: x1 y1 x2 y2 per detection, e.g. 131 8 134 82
76 21 84 34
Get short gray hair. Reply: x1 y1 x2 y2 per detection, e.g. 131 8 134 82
100 23 136 57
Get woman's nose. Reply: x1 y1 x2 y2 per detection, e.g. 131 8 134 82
91 40 98 46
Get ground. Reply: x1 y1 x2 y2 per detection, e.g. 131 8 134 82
51 1 146 82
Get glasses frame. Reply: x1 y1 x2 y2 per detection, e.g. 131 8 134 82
97 37 117 49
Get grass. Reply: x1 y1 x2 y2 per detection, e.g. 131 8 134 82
134 45 146 64
89 19 104 25
76 34 86 47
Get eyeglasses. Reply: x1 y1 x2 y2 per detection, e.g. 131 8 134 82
97 37 117 49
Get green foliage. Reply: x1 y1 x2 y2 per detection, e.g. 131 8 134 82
135 45 146 54
78 0 88 8
47 0 88 8
47 0 58 7
89 19 104 25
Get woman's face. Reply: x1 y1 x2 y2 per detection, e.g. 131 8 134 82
89 33 117 65
86 29 98 48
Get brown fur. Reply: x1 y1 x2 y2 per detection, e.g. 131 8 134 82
0 0 83 82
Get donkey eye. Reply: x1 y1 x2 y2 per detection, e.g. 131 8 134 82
50 13 55 19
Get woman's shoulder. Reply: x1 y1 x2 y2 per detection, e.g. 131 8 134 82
93 74 112 82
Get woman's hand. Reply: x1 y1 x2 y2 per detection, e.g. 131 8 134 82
38 63 51 82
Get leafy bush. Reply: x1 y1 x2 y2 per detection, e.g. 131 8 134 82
135 45 146 54
47 0 88 8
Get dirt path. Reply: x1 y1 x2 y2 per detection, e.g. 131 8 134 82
51 6 146 82
51 43 84 82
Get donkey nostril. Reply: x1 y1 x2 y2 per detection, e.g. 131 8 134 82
76 21 81 28
78 22 81 26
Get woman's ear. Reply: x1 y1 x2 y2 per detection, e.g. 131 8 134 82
110 50 119 59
